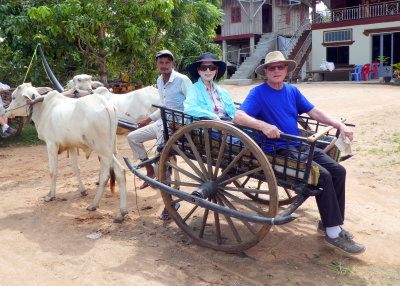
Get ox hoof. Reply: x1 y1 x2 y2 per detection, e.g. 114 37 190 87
113 210 128 223
113 215 125 223
80 191 88 197
113 216 124 223
44 196 55 202
86 205 97 211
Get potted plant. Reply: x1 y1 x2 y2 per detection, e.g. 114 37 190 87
377 56 392 83
392 62 400 84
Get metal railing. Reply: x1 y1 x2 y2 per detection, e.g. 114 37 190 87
282 18 311 58
293 33 311 65
314 0 400 24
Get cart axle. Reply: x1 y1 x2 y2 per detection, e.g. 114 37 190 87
191 181 218 199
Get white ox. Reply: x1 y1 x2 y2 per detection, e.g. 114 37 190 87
93 86 161 130
63 74 104 98
63 75 162 134
5 83 128 223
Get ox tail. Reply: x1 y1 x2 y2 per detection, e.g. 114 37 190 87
110 168 116 195
103 97 118 195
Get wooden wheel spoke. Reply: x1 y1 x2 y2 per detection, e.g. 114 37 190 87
203 128 214 179
183 204 199 222
217 193 257 235
164 180 202 188
215 195 242 243
219 190 268 216
218 147 250 179
213 131 228 180
171 145 206 181
257 180 262 190
169 197 184 206
237 176 251 188
212 197 222 245
199 207 209 238
166 158 203 183
219 166 263 186
184 133 209 180
219 185 270 194
283 187 293 198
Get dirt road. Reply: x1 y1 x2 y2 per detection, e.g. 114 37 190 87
1 82 399 285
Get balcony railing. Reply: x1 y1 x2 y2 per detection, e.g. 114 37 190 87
314 0 400 24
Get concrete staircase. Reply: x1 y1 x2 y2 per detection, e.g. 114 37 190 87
222 32 277 85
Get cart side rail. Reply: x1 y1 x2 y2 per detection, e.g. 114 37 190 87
156 105 341 188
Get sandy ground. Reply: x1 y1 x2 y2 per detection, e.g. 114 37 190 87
0 82 399 286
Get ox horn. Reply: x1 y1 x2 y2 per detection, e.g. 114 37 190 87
27 96 45 105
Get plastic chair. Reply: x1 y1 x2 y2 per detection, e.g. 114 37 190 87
361 63 371 81
350 65 362 81
370 62 380 79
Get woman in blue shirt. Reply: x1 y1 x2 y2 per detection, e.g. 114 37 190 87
184 53 236 120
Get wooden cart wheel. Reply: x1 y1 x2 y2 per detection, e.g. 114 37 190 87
7 116 24 137
158 121 278 253
244 182 297 206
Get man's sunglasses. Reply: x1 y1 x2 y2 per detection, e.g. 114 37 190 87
265 65 287 71
199 65 217 71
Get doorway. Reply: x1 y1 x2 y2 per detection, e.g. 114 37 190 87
372 32 400 65
262 5 272 33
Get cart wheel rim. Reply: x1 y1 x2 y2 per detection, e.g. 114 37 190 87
158 120 278 252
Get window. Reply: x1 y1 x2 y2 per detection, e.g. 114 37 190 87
231 6 241 23
327 46 349 65
324 29 352 43
372 32 400 65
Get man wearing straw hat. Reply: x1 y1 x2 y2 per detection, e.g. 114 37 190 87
233 51 365 255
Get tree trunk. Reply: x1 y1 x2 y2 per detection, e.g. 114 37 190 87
97 24 108 87
98 58 108 87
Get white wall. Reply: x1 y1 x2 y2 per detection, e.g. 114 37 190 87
312 21 400 70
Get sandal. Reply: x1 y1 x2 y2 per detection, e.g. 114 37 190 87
139 181 151 189
158 202 180 221
139 175 156 189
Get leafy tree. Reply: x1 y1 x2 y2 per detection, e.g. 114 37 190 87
0 0 222 87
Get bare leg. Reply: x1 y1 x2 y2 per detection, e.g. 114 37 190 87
139 158 156 189
0 114 7 126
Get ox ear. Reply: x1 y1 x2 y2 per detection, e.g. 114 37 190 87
22 92 35 102
92 81 104 89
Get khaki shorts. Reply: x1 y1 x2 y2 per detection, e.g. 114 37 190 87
0 105 5 116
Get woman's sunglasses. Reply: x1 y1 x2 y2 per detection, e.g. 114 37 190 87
199 65 217 71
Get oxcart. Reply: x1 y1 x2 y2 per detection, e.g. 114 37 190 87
124 106 353 253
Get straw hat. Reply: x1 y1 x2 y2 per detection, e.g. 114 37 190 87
255 51 297 76
187 52 227 81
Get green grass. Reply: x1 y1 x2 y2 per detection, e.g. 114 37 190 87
0 122 44 148
328 261 354 275
367 147 380 154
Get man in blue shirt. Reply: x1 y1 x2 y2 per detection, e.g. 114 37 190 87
233 51 365 255
127 50 192 192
